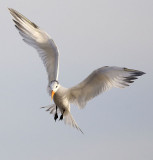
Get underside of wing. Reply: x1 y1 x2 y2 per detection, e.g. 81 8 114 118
67 66 145 108
9 8 59 85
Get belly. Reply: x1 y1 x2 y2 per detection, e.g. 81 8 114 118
53 94 70 112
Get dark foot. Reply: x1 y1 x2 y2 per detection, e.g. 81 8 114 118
59 114 63 120
54 113 58 121
59 109 65 121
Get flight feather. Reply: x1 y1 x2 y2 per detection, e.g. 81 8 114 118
9 8 59 85
67 66 145 108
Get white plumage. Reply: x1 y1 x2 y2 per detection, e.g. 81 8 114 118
9 8 59 83
9 8 145 133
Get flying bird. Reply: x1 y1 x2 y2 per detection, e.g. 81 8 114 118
9 8 145 133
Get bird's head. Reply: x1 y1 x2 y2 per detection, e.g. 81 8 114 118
50 80 60 99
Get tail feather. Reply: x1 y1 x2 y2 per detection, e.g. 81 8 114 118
41 105 84 134
41 104 60 115
64 112 84 134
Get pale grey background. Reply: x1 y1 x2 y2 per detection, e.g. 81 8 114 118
0 0 153 160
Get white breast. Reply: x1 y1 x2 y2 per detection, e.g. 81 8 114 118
53 86 70 112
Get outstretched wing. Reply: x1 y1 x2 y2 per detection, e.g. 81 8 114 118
9 8 59 85
67 66 145 108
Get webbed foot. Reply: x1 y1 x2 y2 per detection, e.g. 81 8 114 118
59 114 63 120
59 109 65 121
54 113 58 121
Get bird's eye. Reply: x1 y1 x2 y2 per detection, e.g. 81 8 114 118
56 86 58 88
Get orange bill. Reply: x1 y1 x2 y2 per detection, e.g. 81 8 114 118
51 90 55 100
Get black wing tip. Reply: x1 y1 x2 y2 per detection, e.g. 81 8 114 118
124 68 146 76
14 24 20 31
124 79 134 84
123 68 145 84
132 71 146 77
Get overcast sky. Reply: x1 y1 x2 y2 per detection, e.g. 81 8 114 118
0 0 153 160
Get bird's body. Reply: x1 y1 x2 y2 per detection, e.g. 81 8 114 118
9 8 145 133
53 86 70 114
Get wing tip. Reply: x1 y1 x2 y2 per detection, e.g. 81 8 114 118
9 8 39 29
123 67 146 76
123 68 145 85
8 8 12 12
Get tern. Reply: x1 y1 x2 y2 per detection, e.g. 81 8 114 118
9 8 145 133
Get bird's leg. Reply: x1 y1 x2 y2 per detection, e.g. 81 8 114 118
59 109 65 121
54 106 58 121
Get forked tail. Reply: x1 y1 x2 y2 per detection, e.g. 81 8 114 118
64 111 84 134
41 105 83 134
